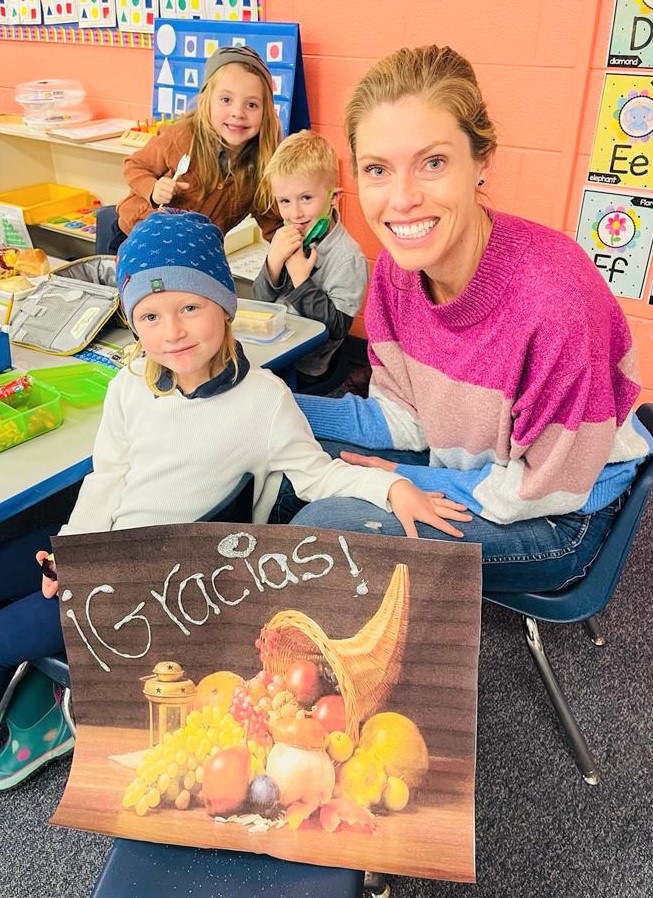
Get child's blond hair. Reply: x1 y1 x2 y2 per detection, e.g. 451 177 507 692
264 130 339 196
189 63 279 214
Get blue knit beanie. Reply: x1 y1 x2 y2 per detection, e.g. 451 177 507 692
116 210 237 329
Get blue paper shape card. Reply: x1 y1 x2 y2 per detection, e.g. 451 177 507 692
152 19 310 137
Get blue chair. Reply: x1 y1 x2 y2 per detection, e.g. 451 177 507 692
483 403 653 785
90 840 365 898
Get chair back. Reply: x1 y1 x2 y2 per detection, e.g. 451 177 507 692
197 473 254 524
484 403 653 623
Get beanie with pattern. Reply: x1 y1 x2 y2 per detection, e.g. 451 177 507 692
116 210 237 329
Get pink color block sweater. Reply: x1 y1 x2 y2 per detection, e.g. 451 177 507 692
296 210 651 524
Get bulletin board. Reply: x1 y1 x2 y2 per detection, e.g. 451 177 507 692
0 0 261 39
576 0 653 306
152 19 310 137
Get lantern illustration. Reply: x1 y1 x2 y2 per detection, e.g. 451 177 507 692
142 661 197 747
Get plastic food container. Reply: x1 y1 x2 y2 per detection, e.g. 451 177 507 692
232 299 287 343
0 372 63 452
0 183 91 225
15 79 91 130
26 362 117 407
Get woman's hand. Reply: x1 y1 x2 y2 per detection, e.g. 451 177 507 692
151 176 190 207
388 480 472 538
35 550 59 598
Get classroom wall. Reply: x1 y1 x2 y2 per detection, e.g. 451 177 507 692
0 0 651 402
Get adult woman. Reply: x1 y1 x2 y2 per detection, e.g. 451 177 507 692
283 44 651 593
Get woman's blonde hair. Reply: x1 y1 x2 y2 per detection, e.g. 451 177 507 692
345 45 497 172
126 320 239 397
188 62 279 213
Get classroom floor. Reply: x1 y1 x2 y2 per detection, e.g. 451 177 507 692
2 496 652 898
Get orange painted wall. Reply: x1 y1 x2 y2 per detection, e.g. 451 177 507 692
0 0 651 402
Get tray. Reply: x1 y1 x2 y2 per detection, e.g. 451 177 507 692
26 362 117 407
0 372 62 452
0 183 91 225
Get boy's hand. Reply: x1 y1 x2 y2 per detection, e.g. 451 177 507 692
286 245 317 288
387 480 472 539
35 550 59 598
151 176 190 207
266 225 303 284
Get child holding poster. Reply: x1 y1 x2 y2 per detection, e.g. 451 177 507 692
0 210 470 790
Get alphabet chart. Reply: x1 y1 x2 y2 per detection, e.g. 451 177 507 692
152 20 309 136
608 0 653 69
575 188 653 300
588 73 653 190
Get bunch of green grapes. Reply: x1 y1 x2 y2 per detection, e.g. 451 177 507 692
122 705 269 817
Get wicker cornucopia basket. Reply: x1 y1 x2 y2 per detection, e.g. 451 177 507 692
259 564 410 740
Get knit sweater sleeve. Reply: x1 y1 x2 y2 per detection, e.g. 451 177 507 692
58 374 131 535
266 386 404 508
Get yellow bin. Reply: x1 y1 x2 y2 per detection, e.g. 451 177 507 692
0 182 90 224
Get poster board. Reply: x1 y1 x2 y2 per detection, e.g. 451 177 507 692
152 19 310 136
588 72 653 190
575 187 653 300
608 0 653 68
51 523 482 883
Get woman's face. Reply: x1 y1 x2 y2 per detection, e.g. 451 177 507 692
355 95 488 290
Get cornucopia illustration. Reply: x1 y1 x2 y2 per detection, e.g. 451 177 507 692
122 564 431 833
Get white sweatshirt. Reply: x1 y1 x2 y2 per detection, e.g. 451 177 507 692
59 361 403 534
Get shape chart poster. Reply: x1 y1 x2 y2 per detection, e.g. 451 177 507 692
589 73 653 189
576 188 653 300
50 523 482 883
608 0 653 68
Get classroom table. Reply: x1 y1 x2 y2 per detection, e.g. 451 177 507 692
0 315 327 522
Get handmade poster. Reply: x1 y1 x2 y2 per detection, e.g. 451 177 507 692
152 20 310 136
589 73 653 189
77 0 116 27
575 187 653 299
51 523 482 883
608 0 653 68
42 0 78 25
116 0 157 33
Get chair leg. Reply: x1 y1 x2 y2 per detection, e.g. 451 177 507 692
61 687 76 737
0 661 30 723
364 872 391 897
522 617 600 786
583 614 606 647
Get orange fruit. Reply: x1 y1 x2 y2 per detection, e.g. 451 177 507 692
193 670 245 714
358 712 429 788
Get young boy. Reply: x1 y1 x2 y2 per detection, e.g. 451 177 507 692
252 130 368 389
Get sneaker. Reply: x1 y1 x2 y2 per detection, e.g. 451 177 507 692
0 667 74 791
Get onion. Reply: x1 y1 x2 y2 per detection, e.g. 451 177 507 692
266 743 335 807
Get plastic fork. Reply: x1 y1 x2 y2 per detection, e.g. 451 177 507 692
158 153 191 209
172 153 191 181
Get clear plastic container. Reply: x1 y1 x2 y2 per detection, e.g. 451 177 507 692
0 372 62 452
232 299 287 343
15 79 91 130
26 363 117 407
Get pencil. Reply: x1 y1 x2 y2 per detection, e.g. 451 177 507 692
3 295 14 327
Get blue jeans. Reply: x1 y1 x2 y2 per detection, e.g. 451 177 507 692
270 441 625 595
0 526 65 699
